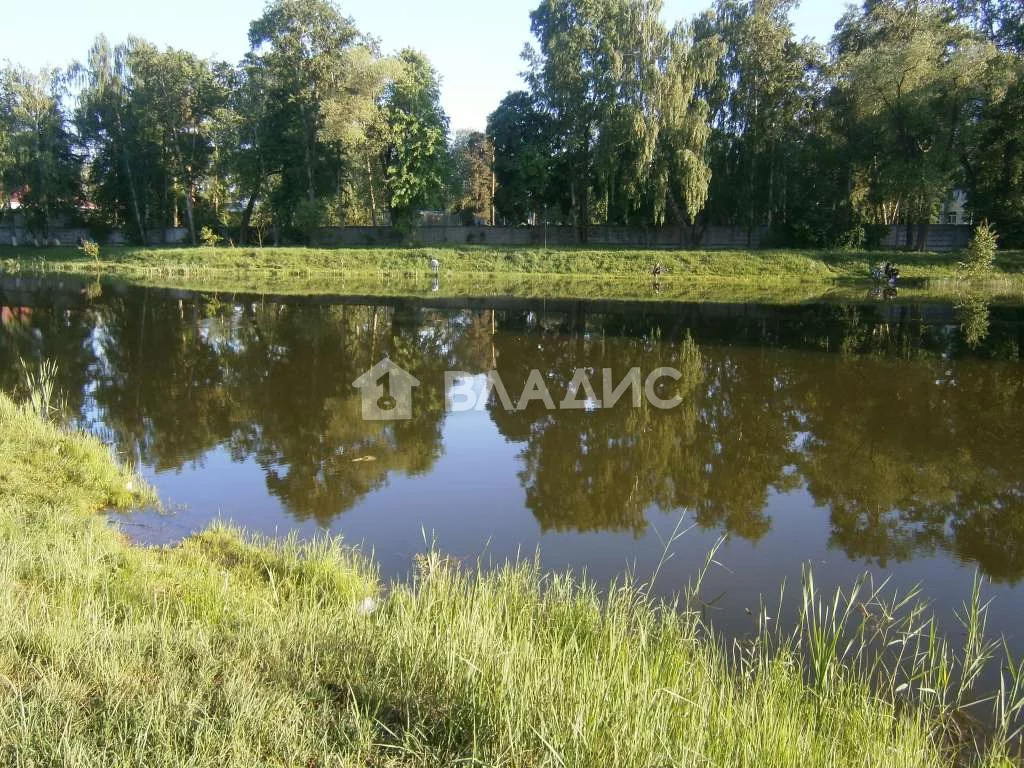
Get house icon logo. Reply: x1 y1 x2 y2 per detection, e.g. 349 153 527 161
352 358 421 421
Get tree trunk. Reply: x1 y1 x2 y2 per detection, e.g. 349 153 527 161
915 221 929 252
576 133 590 245
116 110 147 244
365 152 378 227
239 187 259 246
576 181 589 245
185 186 197 246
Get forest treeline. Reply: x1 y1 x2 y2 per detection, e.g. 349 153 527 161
0 0 1022 247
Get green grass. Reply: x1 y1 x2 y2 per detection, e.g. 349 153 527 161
3 245 1024 303
1 392 1023 765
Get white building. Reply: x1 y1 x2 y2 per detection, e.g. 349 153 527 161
938 189 971 225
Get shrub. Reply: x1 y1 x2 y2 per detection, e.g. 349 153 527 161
199 226 221 247
960 221 998 278
78 239 100 261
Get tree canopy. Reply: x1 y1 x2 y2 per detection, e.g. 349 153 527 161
1 0 1022 246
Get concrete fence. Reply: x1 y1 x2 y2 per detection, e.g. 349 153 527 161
0 226 189 247
316 223 976 251
879 224 973 252
313 224 770 249
1 222 975 252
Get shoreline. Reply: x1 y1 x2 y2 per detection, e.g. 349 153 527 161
2 244 1023 304
0 392 1020 765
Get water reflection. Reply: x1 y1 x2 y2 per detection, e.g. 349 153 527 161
1 280 1022 583
957 294 992 349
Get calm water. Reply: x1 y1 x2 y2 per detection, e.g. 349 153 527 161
2 276 1023 648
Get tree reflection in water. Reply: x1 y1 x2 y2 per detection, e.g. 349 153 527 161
1 284 1022 581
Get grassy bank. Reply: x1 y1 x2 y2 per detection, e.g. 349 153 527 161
1 393 1022 766
3 244 1024 303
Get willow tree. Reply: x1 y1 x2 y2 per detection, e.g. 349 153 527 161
649 21 721 232
525 0 718 241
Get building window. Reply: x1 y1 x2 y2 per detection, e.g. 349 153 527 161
946 213 957 224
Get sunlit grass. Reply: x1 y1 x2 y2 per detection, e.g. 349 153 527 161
1 392 1023 766
4 245 1024 304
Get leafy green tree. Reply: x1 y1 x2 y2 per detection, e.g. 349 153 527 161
124 44 224 244
0 66 81 239
210 62 273 244
949 0 1024 52
961 53 1024 245
487 91 556 224
524 0 717 240
244 0 360 241
832 0 998 250
376 49 450 233
649 21 722 230
74 36 151 243
0 81 12 225
526 0 660 238
75 38 224 244
695 0 824 239
448 130 493 224
320 45 397 227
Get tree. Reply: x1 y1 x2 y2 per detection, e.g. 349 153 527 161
74 36 151 243
448 130 493 224
124 44 224 244
649 20 721 230
320 45 397 227
695 0 824 239
832 0 998 250
960 48 1023 245
244 0 361 241
0 66 81 239
75 38 225 244
0 79 12 224
376 49 450 233
487 91 556 224
949 0 1024 52
526 0 659 239
523 0 718 240
210 62 273 244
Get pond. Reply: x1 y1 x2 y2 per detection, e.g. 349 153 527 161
2 276 1023 651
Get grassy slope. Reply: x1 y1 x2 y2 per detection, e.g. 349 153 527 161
3 245 1024 303
0 394 1018 766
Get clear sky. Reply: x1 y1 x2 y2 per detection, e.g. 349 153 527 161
1 0 852 133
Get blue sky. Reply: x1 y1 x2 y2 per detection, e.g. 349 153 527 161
1 0 852 132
